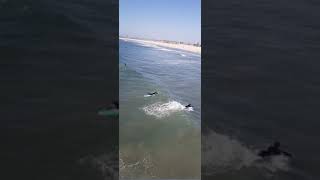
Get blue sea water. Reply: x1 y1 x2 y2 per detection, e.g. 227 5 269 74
119 39 201 179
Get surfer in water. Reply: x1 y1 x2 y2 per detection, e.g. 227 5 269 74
112 101 119 109
185 104 192 108
258 141 292 158
97 100 119 117
148 91 158 96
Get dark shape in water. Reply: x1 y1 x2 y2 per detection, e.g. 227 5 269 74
97 101 119 117
148 91 158 96
112 101 119 109
185 104 192 108
258 141 293 158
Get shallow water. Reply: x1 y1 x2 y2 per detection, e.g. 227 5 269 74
119 39 201 179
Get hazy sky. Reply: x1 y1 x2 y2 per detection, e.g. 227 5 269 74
120 0 201 44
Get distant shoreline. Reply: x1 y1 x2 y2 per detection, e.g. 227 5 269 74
120 37 201 54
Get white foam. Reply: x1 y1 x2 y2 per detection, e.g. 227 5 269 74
138 43 158 48
185 107 194 111
142 101 193 118
144 94 152 97
121 38 197 59
203 130 258 174
203 130 291 176
254 155 291 173
120 151 157 178
78 153 118 179
157 47 173 52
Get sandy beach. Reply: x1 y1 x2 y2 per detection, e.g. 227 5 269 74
120 37 201 54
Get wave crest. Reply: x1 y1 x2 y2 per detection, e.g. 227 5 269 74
142 101 193 118
203 130 291 176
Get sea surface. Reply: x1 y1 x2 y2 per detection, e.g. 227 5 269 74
202 1 320 180
1 0 118 179
119 39 201 179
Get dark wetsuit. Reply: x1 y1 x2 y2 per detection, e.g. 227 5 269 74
112 101 119 109
148 92 158 95
258 142 292 158
185 104 192 108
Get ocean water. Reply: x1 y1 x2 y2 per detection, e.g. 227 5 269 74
202 1 320 180
119 39 201 179
1 0 118 179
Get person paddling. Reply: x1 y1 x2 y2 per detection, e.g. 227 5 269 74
148 91 158 96
185 104 192 108
258 141 292 158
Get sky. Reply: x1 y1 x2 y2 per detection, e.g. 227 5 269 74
120 0 201 44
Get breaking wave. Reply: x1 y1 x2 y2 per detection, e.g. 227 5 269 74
142 101 193 118
203 130 291 176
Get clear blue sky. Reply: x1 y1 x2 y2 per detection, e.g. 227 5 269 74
120 0 201 44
